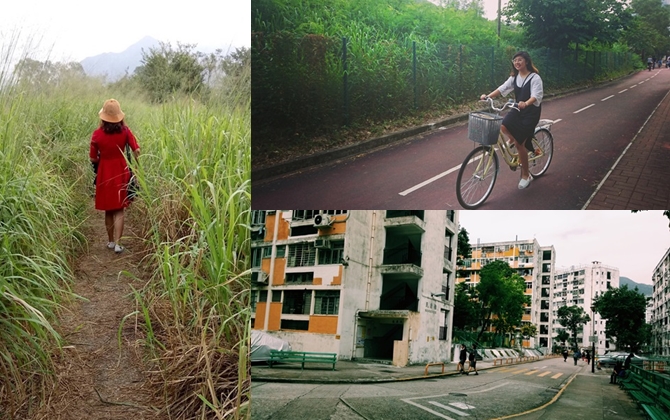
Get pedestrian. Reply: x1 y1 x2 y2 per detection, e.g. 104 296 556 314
585 350 591 365
573 349 580 366
480 51 544 189
467 344 479 375
624 352 633 371
457 344 467 374
90 99 141 253
562 348 568 362
611 360 623 384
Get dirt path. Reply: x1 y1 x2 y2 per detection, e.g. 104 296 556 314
33 202 163 420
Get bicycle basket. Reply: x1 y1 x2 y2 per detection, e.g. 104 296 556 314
468 112 502 145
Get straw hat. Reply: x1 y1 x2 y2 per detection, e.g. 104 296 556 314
98 99 125 123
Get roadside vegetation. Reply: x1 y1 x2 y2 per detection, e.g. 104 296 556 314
252 0 670 168
0 36 250 419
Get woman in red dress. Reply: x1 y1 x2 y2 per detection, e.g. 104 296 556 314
90 99 140 253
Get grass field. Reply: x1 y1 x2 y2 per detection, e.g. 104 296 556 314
0 45 250 419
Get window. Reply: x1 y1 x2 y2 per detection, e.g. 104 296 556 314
251 210 266 225
318 241 344 265
262 247 272 258
276 246 286 258
251 290 258 312
251 247 263 268
282 290 311 314
272 290 281 302
323 210 348 215
314 291 340 315
288 242 316 267
259 290 268 303
285 272 314 283
293 210 318 220
281 320 309 330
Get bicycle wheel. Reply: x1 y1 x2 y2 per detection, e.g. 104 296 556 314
528 128 553 177
456 145 499 209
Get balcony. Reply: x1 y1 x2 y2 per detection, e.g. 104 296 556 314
381 245 423 279
384 211 426 235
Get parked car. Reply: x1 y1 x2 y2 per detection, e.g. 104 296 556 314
597 353 647 369
250 330 291 363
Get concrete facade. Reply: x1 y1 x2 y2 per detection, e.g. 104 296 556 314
651 247 670 356
552 262 620 354
456 239 556 353
251 210 459 367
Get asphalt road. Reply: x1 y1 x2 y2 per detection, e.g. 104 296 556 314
251 357 581 420
252 69 670 209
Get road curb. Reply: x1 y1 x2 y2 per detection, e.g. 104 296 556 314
252 73 638 182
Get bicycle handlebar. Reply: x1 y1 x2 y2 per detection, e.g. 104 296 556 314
481 96 519 112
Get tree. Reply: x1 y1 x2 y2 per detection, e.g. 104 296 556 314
15 58 87 88
556 305 591 350
504 0 631 49
475 260 530 343
593 284 650 352
457 227 472 265
452 282 480 330
134 42 205 103
555 328 570 346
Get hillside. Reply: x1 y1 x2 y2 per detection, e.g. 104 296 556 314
620 276 653 296
80 36 160 82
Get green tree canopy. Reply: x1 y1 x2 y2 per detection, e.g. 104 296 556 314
504 0 631 49
453 282 480 331
457 227 472 265
475 260 530 342
593 284 650 352
555 328 570 346
134 42 205 103
556 305 591 350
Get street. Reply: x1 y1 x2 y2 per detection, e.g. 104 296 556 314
252 357 591 419
252 69 670 209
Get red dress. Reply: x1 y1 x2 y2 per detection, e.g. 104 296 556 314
90 127 140 211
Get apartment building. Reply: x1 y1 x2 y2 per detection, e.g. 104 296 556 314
456 239 556 353
651 247 670 356
251 210 459 367
552 261 620 353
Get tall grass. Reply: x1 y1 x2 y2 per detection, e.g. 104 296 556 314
0 61 90 417
124 86 251 417
1 37 250 419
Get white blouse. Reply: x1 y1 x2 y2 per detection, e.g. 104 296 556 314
497 73 544 106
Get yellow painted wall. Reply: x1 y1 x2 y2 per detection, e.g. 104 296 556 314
317 214 347 236
254 302 267 329
272 257 286 285
313 277 322 285
308 315 338 334
265 213 290 241
332 265 342 285
267 302 282 331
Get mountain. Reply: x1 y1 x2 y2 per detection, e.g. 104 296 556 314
619 276 653 296
81 36 160 82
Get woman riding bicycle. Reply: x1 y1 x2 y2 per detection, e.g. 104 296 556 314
480 51 544 189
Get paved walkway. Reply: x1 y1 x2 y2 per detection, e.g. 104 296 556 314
252 357 646 419
586 88 670 209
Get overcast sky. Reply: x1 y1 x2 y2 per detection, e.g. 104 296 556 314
482 0 510 20
459 211 670 286
0 0 250 63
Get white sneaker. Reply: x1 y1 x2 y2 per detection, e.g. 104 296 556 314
518 174 533 189
114 244 124 253
107 242 116 249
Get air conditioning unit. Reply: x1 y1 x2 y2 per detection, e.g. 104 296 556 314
314 238 331 249
313 214 332 228
252 270 268 283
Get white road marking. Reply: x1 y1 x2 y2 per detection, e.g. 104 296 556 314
601 95 615 101
398 163 463 196
630 84 637 88
538 371 551 377
574 104 595 113
619 89 628 93
551 373 564 379
402 399 456 420
428 401 470 417
552 118 562 124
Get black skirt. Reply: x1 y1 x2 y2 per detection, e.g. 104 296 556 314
502 105 541 152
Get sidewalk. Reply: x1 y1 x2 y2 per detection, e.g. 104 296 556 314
252 358 645 419
586 88 670 209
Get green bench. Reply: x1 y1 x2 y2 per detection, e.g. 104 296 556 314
629 379 657 405
617 370 637 390
268 350 337 370
641 388 670 420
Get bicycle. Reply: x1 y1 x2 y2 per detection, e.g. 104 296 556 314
455 97 555 209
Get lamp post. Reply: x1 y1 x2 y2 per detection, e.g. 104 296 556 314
591 304 595 374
